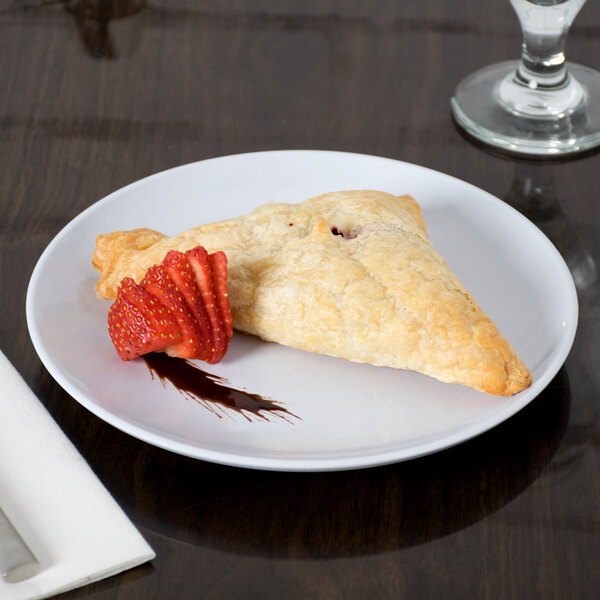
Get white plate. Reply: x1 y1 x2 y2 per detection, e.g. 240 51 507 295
26 150 578 471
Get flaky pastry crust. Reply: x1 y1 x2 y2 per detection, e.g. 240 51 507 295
93 190 531 396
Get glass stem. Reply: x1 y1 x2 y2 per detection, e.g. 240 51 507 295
509 0 586 89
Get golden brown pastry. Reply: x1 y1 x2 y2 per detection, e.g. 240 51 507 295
93 190 531 396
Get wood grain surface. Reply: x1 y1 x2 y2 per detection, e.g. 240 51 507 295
1 1 599 598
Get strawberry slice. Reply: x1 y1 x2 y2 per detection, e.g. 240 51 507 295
186 246 230 363
107 278 180 361
107 246 233 364
209 251 233 340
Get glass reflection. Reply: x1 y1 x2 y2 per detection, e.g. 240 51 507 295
502 159 600 529
503 161 597 291
64 0 146 58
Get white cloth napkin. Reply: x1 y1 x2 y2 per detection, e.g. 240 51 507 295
0 349 155 600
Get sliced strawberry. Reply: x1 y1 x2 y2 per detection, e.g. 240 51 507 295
107 277 179 361
186 246 229 363
209 251 233 339
141 264 209 360
107 245 233 364
160 250 216 361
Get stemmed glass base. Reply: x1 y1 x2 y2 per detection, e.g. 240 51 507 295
451 60 600 157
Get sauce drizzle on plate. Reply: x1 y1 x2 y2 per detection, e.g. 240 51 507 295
143 353 298 423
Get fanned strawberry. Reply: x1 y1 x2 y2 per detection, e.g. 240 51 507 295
107 245 233 364
107 278 179 361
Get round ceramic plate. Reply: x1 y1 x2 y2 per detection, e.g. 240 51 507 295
26 150 578 471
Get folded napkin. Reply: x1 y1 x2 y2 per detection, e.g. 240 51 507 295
0 349 155 600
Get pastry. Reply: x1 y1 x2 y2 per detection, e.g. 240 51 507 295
93 190 532 396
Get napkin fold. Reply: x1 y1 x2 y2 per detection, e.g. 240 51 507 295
0 349 155 600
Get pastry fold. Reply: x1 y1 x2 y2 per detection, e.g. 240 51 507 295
93 190 531 396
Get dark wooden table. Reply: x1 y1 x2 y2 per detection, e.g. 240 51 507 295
2 1 600 598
